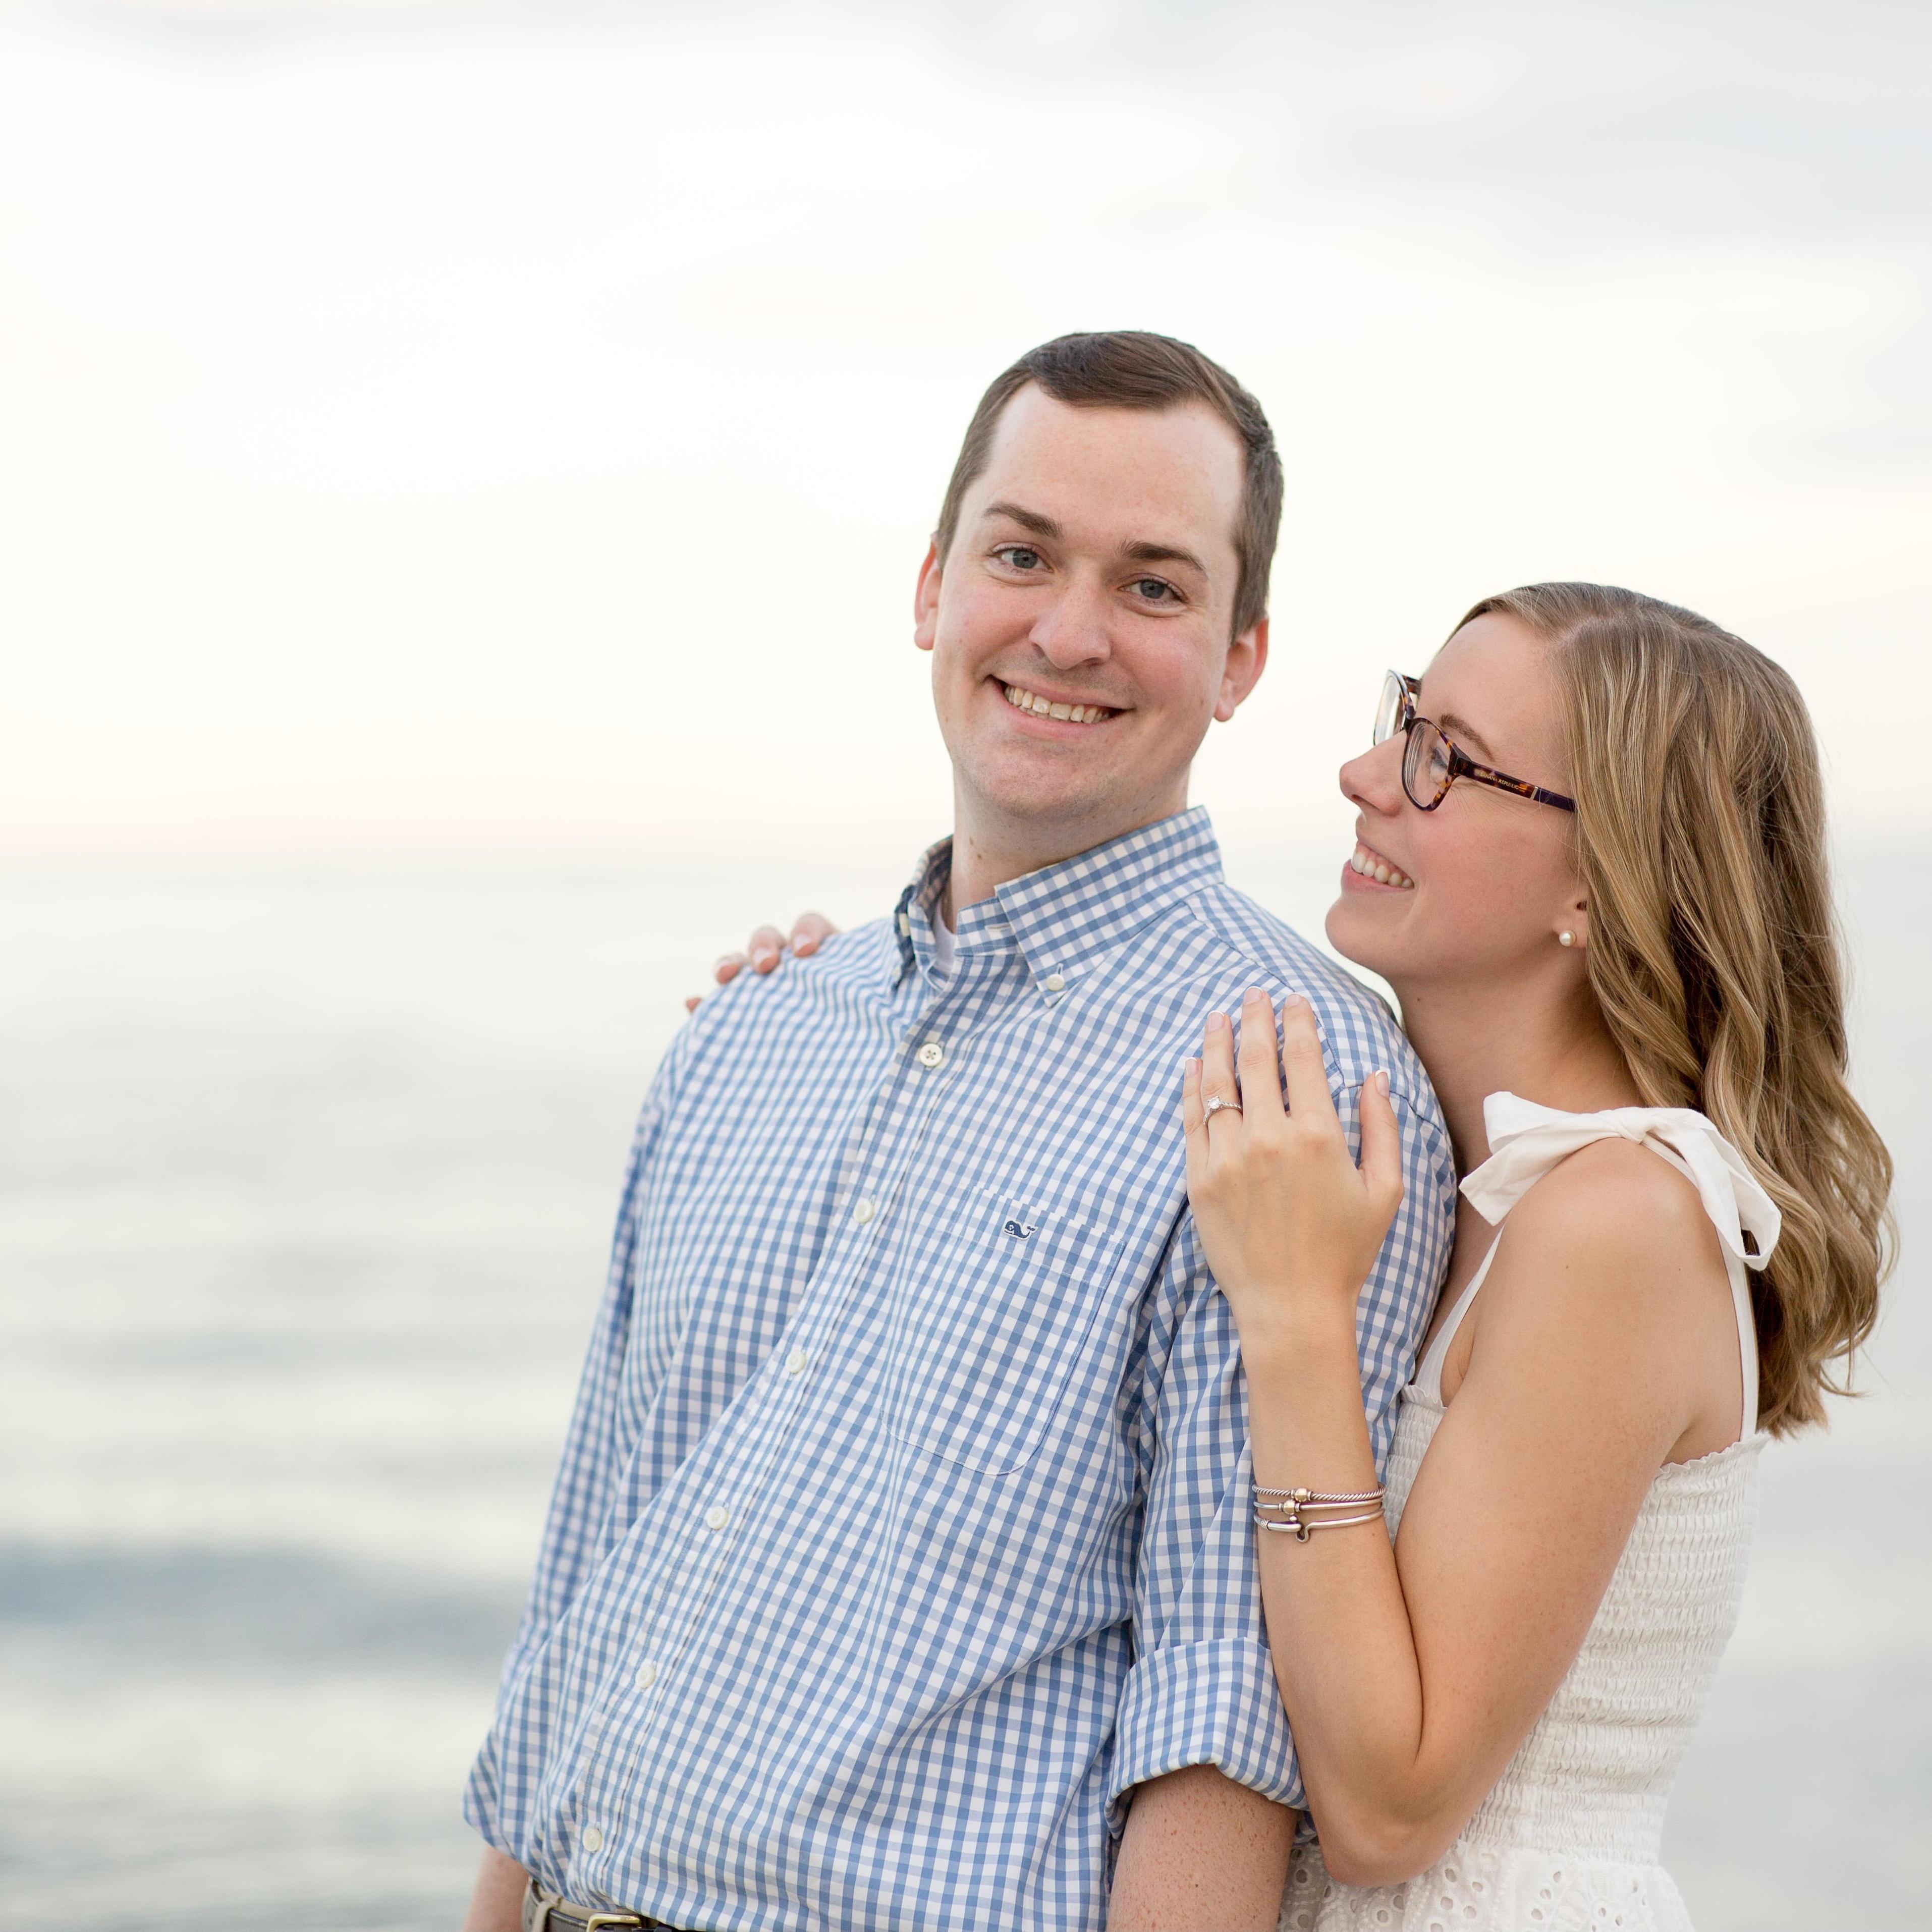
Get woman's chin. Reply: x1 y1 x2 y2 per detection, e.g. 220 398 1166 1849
1324 889 1401 980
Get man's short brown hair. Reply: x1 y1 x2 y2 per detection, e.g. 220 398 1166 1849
934 330 1283 640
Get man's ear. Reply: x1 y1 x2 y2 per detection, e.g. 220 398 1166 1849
913 538 942 653
1213 616 1269 723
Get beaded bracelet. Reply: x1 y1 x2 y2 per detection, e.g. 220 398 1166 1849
1252 1483 1387 1542
1253 1485 1385 1506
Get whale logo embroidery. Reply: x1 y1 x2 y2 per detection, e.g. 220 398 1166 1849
1002 1219 1038 1241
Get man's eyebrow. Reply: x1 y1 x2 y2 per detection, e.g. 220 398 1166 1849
1119 538 1207 577
977 505 1207 578
979 501 1063 540
1438 711 1500 761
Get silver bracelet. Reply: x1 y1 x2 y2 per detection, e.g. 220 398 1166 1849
1252 1481 1387 1542
1253 1484 1385 1507
1255 1506 1387 1540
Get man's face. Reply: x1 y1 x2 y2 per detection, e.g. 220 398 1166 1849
915 387 1267 856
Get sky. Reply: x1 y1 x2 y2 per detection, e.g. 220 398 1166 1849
3 0 1929 862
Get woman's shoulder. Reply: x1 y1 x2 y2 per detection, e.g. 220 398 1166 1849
1511 1131 1712 1237
1476 1132 1730 1342
1455 1127 1745 1463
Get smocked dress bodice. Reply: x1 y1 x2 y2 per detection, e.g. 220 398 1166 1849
1280 1095 1780 1932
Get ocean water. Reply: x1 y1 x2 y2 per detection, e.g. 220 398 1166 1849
1 843 1923 1931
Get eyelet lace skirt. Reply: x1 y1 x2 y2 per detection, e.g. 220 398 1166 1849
1280 1840 1695 1932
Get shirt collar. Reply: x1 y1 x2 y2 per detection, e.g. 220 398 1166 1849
890 838 957 987
890 807 1223 992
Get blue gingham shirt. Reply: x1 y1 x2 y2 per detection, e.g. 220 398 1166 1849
466 809 1455 1931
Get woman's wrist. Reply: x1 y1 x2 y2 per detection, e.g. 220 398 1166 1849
1233 1296 1361 1380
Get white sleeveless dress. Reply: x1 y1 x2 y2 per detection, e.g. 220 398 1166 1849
1279 1093 1782 1932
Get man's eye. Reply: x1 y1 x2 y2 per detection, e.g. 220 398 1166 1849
996 545 1042 571
1132 578 1178 602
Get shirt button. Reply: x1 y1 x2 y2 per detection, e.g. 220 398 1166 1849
786 1347 810 1377
1044 973 1066 993
704 1504 731 1531
634 1661 658 1691
853 1197 875 1225
581 1825 604 1852
916 1041 945 1070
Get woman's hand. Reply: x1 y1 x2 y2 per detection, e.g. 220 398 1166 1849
1182 988 1404 1360
685 912 840 1013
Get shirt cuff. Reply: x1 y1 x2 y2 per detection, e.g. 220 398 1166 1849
1107 1635 1304 1829
462 1739 508 1848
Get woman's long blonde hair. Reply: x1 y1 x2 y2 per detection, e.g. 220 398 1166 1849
1458 583 1893 1435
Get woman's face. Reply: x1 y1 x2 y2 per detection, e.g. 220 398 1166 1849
1326 612 1585 1001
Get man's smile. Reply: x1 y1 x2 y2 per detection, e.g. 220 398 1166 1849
998 679 1122 726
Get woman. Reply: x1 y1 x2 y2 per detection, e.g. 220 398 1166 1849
708 583 1892 1929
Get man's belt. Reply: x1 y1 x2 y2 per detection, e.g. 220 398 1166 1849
522 1878 685 1932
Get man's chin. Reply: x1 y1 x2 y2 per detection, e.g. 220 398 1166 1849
960 770 1172 851
960 750 1111 816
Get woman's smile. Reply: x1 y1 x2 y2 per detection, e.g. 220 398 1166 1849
1344 839 1415 891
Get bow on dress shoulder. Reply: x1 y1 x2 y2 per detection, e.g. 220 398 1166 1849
1460 1091 1782 1271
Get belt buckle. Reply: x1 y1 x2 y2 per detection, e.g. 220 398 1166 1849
582 1917 646 1931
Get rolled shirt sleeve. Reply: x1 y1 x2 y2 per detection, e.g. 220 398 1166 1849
1107 1085 1453 1823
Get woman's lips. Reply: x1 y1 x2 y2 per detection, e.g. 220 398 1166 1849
1347 841 1414 890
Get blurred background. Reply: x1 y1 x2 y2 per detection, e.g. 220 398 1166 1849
1 2 1925 1926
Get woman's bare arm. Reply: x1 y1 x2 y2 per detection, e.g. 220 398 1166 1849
1186 991 1733 1885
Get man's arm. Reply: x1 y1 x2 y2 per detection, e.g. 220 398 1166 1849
463 1024 703 1864
1109 1767 1297 1930
1102 1025 1451 1918
461 1847 529 1932
1099 1216 1303 1902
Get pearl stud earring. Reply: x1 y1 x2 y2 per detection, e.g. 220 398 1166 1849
1559 930 1576 948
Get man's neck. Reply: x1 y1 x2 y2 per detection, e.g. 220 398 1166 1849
943 789 1190 923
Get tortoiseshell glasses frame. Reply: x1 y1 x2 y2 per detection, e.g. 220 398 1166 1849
1372 671 1577 814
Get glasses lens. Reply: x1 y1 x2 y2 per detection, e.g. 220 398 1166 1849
1403 718 1453 809
1371 671 1409 746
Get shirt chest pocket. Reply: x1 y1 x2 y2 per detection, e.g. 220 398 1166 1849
884 1188 1123 1475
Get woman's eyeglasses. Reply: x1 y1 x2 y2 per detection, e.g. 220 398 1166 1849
1372 671 1576 814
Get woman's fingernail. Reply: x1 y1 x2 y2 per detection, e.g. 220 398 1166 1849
1283 992 1305 1010
752 949 778 968
796 937 817 954
1245 985 1268 1004
1373 1069 1390 1094
1207 1011 1228 1032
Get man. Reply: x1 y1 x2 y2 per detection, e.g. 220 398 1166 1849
463 333 1455 1931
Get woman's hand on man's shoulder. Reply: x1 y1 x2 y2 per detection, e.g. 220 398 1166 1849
1182 986 1406 1365
686 912 840 1013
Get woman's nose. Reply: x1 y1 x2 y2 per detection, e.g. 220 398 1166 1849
1339 737 1405 812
